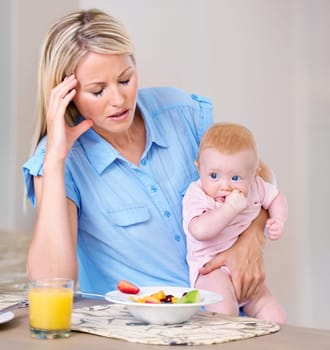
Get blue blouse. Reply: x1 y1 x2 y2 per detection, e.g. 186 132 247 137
22 86 213 294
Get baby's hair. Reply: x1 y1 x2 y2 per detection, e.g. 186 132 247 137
198 122 258 162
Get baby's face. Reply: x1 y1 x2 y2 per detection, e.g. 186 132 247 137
197 148 257 201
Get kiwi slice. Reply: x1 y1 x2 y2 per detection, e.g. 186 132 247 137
174 290 201 304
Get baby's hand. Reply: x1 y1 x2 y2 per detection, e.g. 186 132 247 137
225 189 248 214
266 217 285 240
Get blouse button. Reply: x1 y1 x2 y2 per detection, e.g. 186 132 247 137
164 210 171 218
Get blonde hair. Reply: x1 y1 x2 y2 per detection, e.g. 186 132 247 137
31 8 135 151
198 122 259 166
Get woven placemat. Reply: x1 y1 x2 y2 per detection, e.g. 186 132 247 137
0 293 27 309
71 304 280 345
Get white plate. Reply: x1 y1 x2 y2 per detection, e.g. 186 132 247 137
0 311 15 325
106 286 222 307
105 286 222 324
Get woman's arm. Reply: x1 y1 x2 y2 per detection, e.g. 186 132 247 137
26 75 92 280
26 166 79 280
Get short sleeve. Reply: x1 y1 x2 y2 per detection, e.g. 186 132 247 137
254 176 279 209
22 137 81 211
190 93 214 141
22 138 47 207
182 181 215 235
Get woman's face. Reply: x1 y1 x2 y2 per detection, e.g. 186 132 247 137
73 52 138 137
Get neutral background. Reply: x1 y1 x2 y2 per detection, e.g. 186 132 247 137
1 0 329 329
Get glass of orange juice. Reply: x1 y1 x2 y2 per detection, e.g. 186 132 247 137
29 278 74 339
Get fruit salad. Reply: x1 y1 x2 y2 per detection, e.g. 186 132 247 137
117 280 201 304
129 289 201 304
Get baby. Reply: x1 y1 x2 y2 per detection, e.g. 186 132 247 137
182 122 287 323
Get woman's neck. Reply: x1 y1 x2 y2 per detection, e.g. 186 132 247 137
109 110 146 166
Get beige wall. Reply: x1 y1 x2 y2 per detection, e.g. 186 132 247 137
1 0 329 329
0 0 80 231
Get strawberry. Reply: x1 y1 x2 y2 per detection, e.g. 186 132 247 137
117 280 140 294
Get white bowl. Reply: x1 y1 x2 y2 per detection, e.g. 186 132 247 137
105 286 222 325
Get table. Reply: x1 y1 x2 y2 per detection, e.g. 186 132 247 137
1 297 330 350
1 231 330 349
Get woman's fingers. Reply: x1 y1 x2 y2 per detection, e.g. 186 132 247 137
199 232 266 303
45 75 83 159
48 75 77 120
232 252 265 302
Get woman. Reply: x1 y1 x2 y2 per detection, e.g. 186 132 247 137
23 8 267 301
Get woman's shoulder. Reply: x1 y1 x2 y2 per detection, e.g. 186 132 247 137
34 136 47 154
138 86 212 110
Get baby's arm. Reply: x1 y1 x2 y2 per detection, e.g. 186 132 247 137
189 189 248 241
266 192 288 240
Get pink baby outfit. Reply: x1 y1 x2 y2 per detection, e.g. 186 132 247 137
182 176 279 286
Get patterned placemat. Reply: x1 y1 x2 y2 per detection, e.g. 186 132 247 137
0 293 28 309
71 304 280 345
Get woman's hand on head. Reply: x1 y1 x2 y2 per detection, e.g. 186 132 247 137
198 209 267 303
46 74 93 160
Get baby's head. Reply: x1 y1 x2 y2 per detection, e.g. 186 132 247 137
196 123 260 199
198 123 258 162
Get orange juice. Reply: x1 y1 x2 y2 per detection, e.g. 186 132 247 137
29 278 74 339
29 287 73 330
